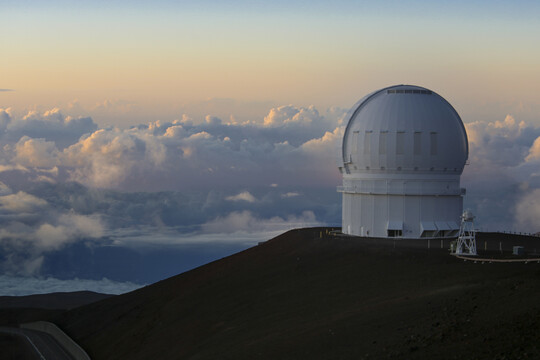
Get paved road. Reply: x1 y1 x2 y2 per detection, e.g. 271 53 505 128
0 326 74 360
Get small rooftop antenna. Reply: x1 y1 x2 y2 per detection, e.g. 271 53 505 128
455 210 477 256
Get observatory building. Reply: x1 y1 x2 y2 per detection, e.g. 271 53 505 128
338 85 468 238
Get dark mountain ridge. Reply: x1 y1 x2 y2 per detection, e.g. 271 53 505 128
0 291 113 310
50 228 540 359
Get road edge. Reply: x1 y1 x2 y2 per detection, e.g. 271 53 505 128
20 321 91 360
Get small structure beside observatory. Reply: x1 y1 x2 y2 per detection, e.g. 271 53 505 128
455 210 477 255
338 85 469 238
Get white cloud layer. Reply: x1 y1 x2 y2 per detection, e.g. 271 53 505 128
462 115 540 232
2 108 98 150
0 105 345 191
1 103 540 285
0 181 104 276
201 210 319 234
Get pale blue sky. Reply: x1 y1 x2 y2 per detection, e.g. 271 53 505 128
1 0 539 126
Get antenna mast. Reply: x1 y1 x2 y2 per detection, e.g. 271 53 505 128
455 210 477 256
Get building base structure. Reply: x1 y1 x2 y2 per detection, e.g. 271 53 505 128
339 174 465 239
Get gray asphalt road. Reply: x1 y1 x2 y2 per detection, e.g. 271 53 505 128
0 326 74 360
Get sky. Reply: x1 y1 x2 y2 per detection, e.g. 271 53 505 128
1 0 540 295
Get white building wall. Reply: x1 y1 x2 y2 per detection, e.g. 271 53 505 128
341 191 463 238
340 173 464 238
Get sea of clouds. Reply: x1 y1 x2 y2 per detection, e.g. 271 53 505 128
0 105 343 294
0 105 539 295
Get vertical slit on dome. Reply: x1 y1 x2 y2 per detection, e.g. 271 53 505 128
414 132 422 155
396 132 405 155
364 131 371 155
379 132 387 155
430 132 438 156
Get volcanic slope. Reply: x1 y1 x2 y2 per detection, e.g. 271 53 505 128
0 291 112 310
0 291 114 328
56 228 540 359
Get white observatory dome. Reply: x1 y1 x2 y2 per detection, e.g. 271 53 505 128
342 85 468 175
338 85 469 239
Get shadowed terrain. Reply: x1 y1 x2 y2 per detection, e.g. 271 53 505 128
0 333 36 360
0 291 112 310
47 228 540 359
0 291 112 360
0 291 114 329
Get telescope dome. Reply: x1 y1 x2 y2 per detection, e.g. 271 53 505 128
339 85 469 239
341 85 468 175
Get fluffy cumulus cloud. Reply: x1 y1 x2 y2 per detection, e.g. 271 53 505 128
0 104 345 283
0 181 337 285
525 137 540 162
3 102 540 292
465 115 533 167
0 108 11 131
0 105 344 191
0 181 104 276
35 213 103 251
63 129 166 188
14 137 60 168
0 190 47 213
263 105 322 127
2 108 98 149
462 115 540 232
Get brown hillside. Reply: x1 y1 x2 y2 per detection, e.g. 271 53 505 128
56 228 540 359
